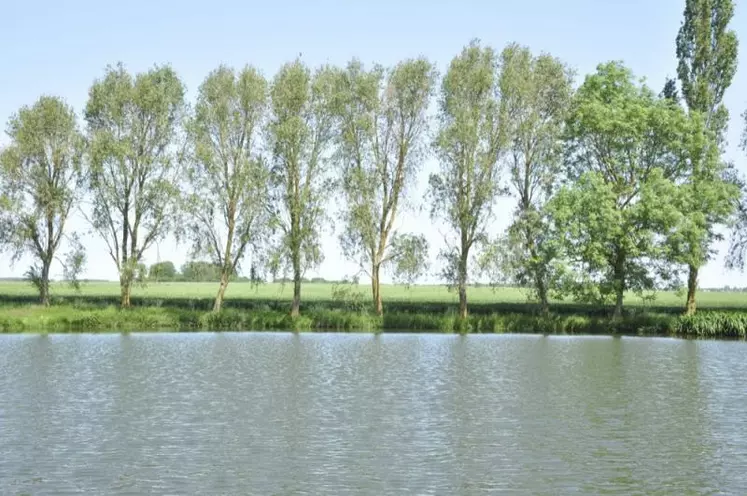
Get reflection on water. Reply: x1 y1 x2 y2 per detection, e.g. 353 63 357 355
1 333 746 494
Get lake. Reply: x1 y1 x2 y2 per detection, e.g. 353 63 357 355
1 333 746 494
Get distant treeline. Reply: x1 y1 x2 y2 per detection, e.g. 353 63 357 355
142 261 250 283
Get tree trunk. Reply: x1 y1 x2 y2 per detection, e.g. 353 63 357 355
120 275 132 308
213 269 230 312
458 252 468 319
40 259 51 307
527 239 549 315
536 276 549 315
372 263 383 316
685 265 698 316
291 254 301 318
216 212 236 313
613 287 624 320
612 250 625 320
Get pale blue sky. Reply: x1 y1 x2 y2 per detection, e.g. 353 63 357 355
2 0 747 288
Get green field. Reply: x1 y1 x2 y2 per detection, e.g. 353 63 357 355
0 280 745 309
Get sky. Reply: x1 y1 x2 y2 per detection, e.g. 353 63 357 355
2 0 747 288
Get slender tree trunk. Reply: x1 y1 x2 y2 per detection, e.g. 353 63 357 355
458 250 469 319
526 236 549 314
612 251 625 320
40 258 51 307
120 275 132 308
371 263 383 316
685 265 698 316
213 222 236 312
613 287 624 320
213 269 230 312
536 275 549 315
291 252 301 318
215 212 236 313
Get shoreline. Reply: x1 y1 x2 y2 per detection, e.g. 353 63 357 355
1 304 745 339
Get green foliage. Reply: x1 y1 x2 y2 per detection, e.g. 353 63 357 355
728 141 747 270
332 58 436 310
550 61 703 316
492 43 574 309
60 233 87 292
184 64 272 309
330 279 368 313
675 0 739 314
389 233 430 286
676 0 738 139
0 96 85 305
84 63 186 306
148 261 177 281
429 40 506 316
661 77 680 103
180 260 224 282
135 263 148 283
267 60 338 314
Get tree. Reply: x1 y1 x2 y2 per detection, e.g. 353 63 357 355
0 96 85 305
135 262 148 283
661 77 680 103
726 117 747 270
494 43 574 312
429 40 505 319
84 63 186 308
185 65 271 311
333 58 435 314
267 60 337 317
148 260 176 281
181 260 225 282
675 0 739 314
551 62 705 318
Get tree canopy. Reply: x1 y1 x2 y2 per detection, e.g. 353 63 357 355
84 63 186 307
0 96 85 305
549 62 708 317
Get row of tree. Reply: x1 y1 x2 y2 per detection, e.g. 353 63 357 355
143 261 240 282
0 0 744 318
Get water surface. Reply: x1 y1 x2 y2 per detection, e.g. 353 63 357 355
1 333 746 494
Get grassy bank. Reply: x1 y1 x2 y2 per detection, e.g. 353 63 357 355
1 281 747 318
0 281 744 337
1 304 746 338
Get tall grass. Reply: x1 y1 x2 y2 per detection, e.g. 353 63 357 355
675 312 747 338
3 304 738 338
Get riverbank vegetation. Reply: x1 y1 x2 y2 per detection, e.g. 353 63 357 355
0 281 746 337
2 299 747 338
2 0 747 329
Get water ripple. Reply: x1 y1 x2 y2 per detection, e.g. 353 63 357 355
0 333 746 494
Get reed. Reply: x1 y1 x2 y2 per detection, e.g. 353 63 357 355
2 304 739 338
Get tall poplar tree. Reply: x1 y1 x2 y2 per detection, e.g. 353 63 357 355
675 0 739 314
85 63 186 308
495 43 574 313
333 58 435 315
429 40 505 319
185 65 271 311
268 60 337 317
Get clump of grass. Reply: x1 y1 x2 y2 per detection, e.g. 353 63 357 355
0 305 188 333
675 312 747 338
